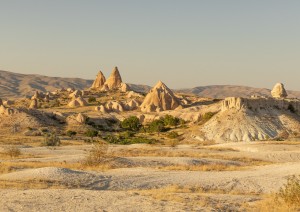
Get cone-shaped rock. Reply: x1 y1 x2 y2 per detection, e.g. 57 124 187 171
271 83 288 98
91 71 106 89
140 81 181 112
104 67 122 89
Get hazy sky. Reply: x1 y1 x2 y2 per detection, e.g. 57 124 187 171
1 0 300 90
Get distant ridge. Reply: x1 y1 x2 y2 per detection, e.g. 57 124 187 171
0 70 93 98
177 85 300 99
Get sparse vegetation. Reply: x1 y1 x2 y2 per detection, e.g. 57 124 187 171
88 96 97 103
66 130 77 138
4 146 21 158
43 132 61 146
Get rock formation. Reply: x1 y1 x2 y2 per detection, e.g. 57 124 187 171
140 81 181 112
91 71 106 90
29 99 38 109
105 101 124 112
271 83 288 98
0 98 2 106
103 67 122 90
67 97 88 107
95 105 107 113
76 113 87 124
222 97 300 114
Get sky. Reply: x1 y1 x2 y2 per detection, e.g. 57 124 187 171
0 0 300 90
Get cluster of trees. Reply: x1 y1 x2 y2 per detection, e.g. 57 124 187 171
120 115 185 134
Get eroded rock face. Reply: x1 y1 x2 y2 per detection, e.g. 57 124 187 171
91 71 106 90
140 81 181 112
103 67 122 90
221 97 300 114
271 83 288 98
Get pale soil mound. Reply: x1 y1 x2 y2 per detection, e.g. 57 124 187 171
0 167 108 189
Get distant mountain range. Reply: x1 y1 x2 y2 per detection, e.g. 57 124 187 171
0 70 299 99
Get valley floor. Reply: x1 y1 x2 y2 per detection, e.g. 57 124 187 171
1 139 300 211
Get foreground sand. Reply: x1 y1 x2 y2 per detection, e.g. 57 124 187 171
1 140 300 211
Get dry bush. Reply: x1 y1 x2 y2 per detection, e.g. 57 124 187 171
82 141 115 168
4 146 21 158
277 175 300 207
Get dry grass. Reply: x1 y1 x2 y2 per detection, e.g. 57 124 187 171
159 164 243 171
134 184 257 210
0 179 68 189
0 135 43 146
0 160 117 175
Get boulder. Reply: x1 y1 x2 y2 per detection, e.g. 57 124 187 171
271 83 288 98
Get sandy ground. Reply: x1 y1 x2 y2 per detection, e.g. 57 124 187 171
1 141 300 211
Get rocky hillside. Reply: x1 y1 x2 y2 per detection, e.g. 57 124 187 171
178 85 300 99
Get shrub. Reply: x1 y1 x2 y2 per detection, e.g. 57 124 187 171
167 131 180 139
102 134 156 145
88 97 97 103
202 112 216 122
66 130 77 138
163 115 180 127
121 116 141 131
4 146 21 158
288 104 296 113
43 132 61 146
277 175 300 207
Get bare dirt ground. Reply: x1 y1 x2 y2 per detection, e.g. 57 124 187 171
1 139 300 211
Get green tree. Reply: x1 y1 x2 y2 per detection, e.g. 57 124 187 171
121 116 141 131
148 119 165 134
